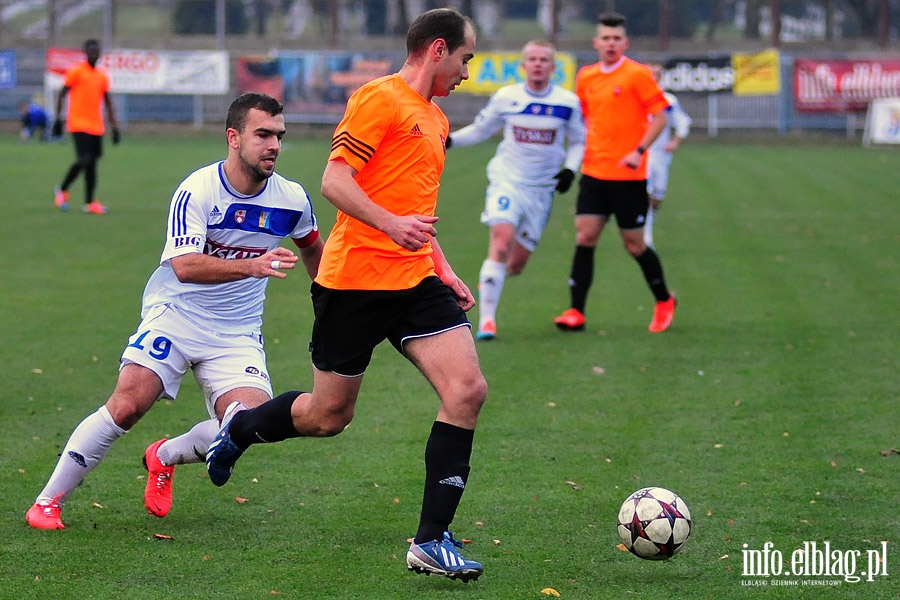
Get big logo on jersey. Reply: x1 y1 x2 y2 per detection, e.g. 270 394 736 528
205 240 267 260
513 126 556 144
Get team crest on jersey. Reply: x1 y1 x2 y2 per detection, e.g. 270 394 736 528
234 209 246 224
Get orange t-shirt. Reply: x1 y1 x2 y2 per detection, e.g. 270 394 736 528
316 74 449 291
63 61 111 136
576 57 669 180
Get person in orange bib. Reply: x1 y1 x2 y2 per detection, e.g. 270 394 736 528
204 8 487 583
554 12 677 333
52 39 120 215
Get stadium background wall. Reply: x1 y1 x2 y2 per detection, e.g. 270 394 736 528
0 47 884 138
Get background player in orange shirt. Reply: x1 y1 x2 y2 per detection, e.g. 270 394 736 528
205 9 487 582
554 12 677 333
52 39 120 215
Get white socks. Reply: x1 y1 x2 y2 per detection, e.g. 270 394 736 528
644 207 656 247
35 405 127 505
156 418 221 466
478 259 507 325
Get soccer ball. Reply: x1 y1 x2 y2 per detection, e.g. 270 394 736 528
616 487 692 560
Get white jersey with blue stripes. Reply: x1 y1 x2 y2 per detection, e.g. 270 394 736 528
450 82 585 187
650 92 692 153
140 161 318 335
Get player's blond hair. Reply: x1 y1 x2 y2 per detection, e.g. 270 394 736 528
523 39 556 55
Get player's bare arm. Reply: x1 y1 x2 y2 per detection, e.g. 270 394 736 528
296 236 325 280
621 110 668 170
321 159 438 251
431 237 475 311
170 246 299 283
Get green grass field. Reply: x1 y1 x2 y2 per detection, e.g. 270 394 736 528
0 132 897 599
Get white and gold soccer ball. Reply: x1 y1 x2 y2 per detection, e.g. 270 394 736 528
617 487 692 560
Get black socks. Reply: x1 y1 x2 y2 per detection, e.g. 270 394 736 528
228 391 303 450
568 245 595 313
635 247 670 302
414 421 475 544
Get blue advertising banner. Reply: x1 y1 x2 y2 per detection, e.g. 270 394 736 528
0 50 16 89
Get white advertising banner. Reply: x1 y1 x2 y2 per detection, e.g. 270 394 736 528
863 98 900 146
46 47 229 95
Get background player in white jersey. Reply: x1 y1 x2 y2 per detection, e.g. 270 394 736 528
645 62 691 248
26 93 323 529
447 39 585 340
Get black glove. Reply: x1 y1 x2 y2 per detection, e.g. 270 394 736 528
52 120 63 138
445 135 453 149
554 168 575 193
112 128 121 145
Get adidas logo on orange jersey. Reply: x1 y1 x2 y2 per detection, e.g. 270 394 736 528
410 123 423 136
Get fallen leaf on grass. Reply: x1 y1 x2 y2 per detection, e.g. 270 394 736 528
92 502 103 509
461 539 473 544
719 554 729 560
235 497 248 504
31 368 43 374
616 544 628 552
879 448 900 457
493 539 501 546
153 533 174 540
540 588 561 597
565 481 582 491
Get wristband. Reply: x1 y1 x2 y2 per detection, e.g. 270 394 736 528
636 146 646 155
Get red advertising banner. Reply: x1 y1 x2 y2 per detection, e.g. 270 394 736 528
794 58 900 112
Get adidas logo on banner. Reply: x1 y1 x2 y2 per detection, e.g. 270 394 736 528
439 475 466 489
410 123 423 136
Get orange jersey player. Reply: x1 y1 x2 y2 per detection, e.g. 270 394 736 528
554 11 677 334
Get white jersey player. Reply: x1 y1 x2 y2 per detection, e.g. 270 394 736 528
26 93 324 530
645 64 691 247
448 40 585 340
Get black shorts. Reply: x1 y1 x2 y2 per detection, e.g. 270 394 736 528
308 276 471 376
72 132 103 160
575 175 649 230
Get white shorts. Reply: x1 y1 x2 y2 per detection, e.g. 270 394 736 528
480 180 555 253
647 151 673 200
120 304 272 418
